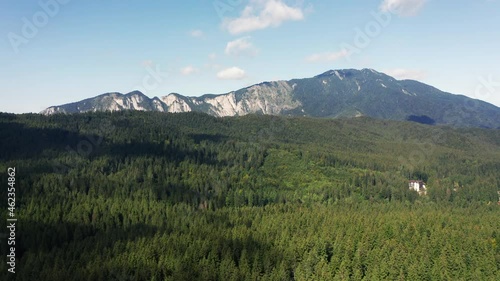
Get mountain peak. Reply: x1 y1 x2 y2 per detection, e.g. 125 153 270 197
315 68 380 80
40 69 500 128
125 90 147 97
362 68 381 74
315 69 348 79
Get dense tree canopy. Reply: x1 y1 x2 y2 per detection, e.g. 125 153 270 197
0 111 498 280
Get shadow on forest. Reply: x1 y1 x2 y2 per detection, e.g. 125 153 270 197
188 133 228 144
0 121 85 160
105 141 223 166
13 215 283 281
0 122 232 211
0 121 227 167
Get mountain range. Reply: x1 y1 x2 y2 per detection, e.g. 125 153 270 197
41 68 500 128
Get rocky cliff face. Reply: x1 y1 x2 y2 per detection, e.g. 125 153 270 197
42 80 302 117
41 69 500 128
200 81 300 117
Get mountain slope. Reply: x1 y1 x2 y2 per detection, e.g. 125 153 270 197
41 69 500 128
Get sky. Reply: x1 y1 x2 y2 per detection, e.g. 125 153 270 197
1 0 500 113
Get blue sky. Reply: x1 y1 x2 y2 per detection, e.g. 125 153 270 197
1 0 500 113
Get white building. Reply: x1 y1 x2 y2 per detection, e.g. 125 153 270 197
409 180 426 195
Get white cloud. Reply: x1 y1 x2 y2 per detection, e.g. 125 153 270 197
180 66 199 75
217 67 247 80
380 0 427 17
223 0 305 34
208 53 217 60
384 68 427 80
225 37 258 57
190 30 204 37
305 50 351 63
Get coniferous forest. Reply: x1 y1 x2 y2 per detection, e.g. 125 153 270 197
0 111 499 280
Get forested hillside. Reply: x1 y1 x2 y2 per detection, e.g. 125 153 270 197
0 111 498 280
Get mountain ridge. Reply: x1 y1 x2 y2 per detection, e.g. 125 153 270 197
41 68 500 128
